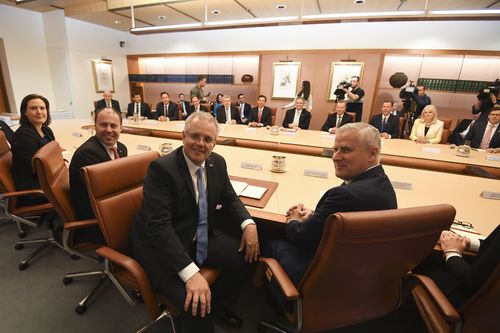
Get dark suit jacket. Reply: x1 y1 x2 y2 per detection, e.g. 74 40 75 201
155 102 178 121
179 101 190 117
130 147 250 288
464 120 500 148
321 112 353 132
369 114 400 138
0 120 14 144
235 102 251 124
12 123 55 191
448 119 473 145
70 136 127 220
248 106 272 126
127 102 153 119
216 106 241 124
282 108 311 130
95 99 121 113
187 104 208 117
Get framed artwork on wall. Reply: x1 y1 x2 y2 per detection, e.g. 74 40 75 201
92 59 115 93
327 62 364 101
271 62 301 99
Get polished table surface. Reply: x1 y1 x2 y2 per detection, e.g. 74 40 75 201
52 119 499 236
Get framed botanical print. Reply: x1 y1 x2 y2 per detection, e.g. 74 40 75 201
271 62 301 99
92 59 115 93
327 62 364 101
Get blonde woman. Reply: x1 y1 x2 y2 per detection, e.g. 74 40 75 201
409 105 444 144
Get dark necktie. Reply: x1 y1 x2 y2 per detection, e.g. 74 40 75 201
135 103 139 116
164 104 167 117
110 147 120 160
336 115 342 128
196 167 208 265
107 101 111 108
381 117 387 132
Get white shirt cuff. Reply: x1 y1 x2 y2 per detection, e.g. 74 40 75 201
469 237 481 252
444 253 462 262
178 262 199 283
240 219 255 231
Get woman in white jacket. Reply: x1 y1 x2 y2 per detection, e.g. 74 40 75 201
409 104 444 144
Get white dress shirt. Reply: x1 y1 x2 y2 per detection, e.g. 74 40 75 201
292 109 302 126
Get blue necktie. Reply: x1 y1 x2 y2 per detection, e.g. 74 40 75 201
196 167 208 265
381 117 387 132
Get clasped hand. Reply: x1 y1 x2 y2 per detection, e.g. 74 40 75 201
286 203 313 223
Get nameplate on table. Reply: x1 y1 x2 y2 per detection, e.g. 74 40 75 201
282 131 297 137
304 169 328 178
422 147 441 154
240 162 262 171
72 132 83 137
391 181 413 190
480 191 500 200
136 144 152 151
486 155 500 162
245 127 257 134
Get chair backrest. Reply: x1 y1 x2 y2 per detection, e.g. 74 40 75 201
81 151 159 253
298 204 456 333
0 131 15 195
441 118 452 130
347 112 356 120
461 264 500 333
32 141 76 223
270 108 277 126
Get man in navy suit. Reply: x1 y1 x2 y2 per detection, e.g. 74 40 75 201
236 93 251 124
282 97 311 130
95 91 121 113
448 112 480 145
178 93 190 118
267 123 397 310
155 92 178 121
216 96 241 124
127 93 153 119
369 100 400 139
320 100 353 134
248 95 272 127
464 106 500 149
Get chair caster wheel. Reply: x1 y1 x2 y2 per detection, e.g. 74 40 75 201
19 262 28 271
18 231 27 238
70 254 80 260
75 305 87 315
63 277 73 285
15 243 24 250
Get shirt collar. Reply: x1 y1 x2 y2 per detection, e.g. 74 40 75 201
343 164 379 184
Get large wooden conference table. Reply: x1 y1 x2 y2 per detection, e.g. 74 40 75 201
121 119 500 177
52 119 499 236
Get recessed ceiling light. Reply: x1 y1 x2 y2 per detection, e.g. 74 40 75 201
276 4 286 10
158 15 166 20
211 9 221 14
353 0 365 4
114 20 121 24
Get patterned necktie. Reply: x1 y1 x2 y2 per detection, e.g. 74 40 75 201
336 115 342 128
381 117 387 132
479 124 494 149
196 167 208 265
110 147 120 160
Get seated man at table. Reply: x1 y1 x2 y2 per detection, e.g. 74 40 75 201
320 100 353 134
236 93 251 125
127 93 153 119
216 96 241 124
248 95 272 127
447 112 480 145
70 107 127 243
187 96 208 117
266 122 397 310
464 106 500 149
155 91 178 121
369 100 400 139
282 97 311 130
178 93 190 118
130 112 259 332
95 90 121 113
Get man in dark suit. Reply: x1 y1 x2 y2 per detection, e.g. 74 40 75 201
0 119 14 145
236 93 251 125
464 106 500 149
178 93 190 118
155 92 178 121
94 90 121 113
130 112 259 332
248 95 272 127
127 93 153 119
320 100 353 134
70 107 127 243
187 96 208 117
267 122 397 310
282 97 311 130
447 113 480 145
369 100 400 139
216 96 241 124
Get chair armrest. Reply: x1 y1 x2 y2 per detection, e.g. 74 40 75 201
64 219 98 230
1 189 46 199
411 274 461 323
259 257 300 301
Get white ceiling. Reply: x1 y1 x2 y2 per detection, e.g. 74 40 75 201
2 0 500 33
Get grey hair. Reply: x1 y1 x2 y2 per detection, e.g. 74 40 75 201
184 111 220 135
336 122 381 158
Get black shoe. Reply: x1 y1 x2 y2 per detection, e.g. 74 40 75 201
213 303 243 328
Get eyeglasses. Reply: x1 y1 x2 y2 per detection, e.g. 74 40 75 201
453 219 473 229
186 132 215 145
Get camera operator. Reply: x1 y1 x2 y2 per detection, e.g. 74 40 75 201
343 76 365 122
412 84 432 120
472 84 498 122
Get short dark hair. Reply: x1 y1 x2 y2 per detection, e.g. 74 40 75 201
197 75 207 82
131 93 141 98
160 92 169 97
238 93 244 99
179 93 184 97
19 94 51 126
417 85 426 90
258 95 267 102
382 100 394 106
351 76 360 81
95 107 122 125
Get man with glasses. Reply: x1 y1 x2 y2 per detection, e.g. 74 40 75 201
130 112 259 332
465 105 500 149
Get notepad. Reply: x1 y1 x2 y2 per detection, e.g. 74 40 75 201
230 180 267 199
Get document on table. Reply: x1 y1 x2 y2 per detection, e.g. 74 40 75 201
230 180 268 200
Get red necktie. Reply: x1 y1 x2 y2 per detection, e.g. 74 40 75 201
479 124 494 149
258 109 262 123
110 147 120 159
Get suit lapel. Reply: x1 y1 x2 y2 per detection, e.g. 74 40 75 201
91 136 112 161
176 149 196 200
205 155 216 213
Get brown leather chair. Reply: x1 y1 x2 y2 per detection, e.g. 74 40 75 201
81 151 219 320
347 111 356 121
270 108 277 126
0 131 59 271
32 141 107 314
258 204 456 333
440 118 453 144
411 264 500 333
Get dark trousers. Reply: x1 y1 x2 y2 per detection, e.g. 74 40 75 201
157 233 251 332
